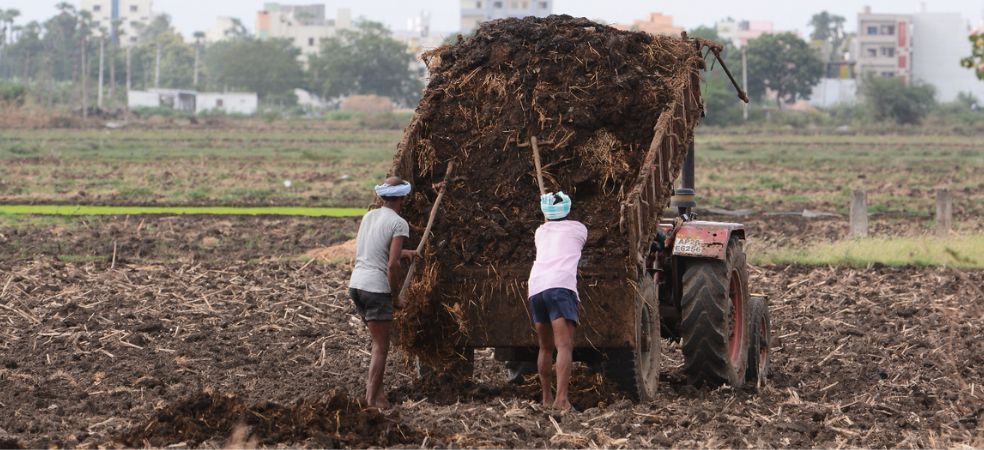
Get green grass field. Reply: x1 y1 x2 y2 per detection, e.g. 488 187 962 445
0 204 366 217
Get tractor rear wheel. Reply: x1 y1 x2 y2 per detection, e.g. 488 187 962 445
745 296 771 388
680 237 750 387
602 273 660 401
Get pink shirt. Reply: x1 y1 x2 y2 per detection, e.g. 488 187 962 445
528 220 588 299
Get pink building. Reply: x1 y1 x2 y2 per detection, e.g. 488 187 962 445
616 13 684 37
716 19 775 48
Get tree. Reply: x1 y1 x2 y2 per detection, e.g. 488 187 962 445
809 11 847 63
809 11 845 43
961 30 984 80
203 37 303 102
125 15 194 89
307 20 423 106
687 25 745 126
862 76 936 125
745 33 823 109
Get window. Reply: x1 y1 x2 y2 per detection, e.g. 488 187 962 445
539 1 549 9
476 1 482 7
493 1 503 8
130 36 137 43
866 26 878 35
881 71 895 78
866 48 877 57
216 99 224 107
881 47 895 57
880 24 895 35
308 37 315 46
130 5 139 12
93 5 101 11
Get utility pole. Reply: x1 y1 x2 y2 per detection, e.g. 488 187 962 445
154 41 161 88
193 41 200 88
741 46 749 121
81 34 88 119
98 36 105 109
125 45 131 92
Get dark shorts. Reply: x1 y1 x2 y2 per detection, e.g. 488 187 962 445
529 288 579 325
349 288 394 322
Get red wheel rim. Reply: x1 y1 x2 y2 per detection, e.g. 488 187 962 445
727 269 745 366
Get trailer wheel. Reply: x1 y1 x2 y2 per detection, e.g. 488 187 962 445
745 296 771 388
602 273 660 401
680 237 750 387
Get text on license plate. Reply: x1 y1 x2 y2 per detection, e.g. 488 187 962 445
674 238 704 255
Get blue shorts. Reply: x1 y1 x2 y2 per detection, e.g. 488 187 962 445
529 288 579 325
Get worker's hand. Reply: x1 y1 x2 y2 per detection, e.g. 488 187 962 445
394 294 408 311
401 249 421 260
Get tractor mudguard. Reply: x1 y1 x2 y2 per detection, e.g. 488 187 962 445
671 221 746 261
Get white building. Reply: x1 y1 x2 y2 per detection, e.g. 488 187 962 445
715 19 775 48
256 3 353 61
196 93 259 115
128 89 196 112
80 0 154 45
205 17 241 43
809 79 859 108
856 7 912 81
460 0 552 34
911 12 984 102
128 89 259 115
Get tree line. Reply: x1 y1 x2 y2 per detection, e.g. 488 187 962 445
0 3 423 110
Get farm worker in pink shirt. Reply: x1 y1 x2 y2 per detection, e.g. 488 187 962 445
527 191 587 412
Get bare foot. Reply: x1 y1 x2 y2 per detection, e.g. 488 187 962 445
373 393 391 409
542 394 555 408
553 399 573 412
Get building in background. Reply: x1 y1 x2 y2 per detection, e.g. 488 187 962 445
460 0 552 34
205 17 242 43
715 19 774 48
855 7 912 81
80 0 154 45
615 13 683 37
393 11 449 85
128 89 259 115
196 92 259 115
256 3 353 61
910 12 984 102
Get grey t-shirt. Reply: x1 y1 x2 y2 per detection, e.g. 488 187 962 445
349 207 410 294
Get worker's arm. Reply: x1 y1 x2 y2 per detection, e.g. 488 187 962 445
388 235 406 307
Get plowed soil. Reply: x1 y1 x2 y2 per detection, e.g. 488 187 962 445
0 215 981 448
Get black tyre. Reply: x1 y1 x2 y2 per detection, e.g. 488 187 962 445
602 273 660 400
680 237 751 387
745 296 771 388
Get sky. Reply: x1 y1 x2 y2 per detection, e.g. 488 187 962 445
5 0 984 38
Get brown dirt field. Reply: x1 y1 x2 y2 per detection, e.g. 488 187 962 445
0 216 982 448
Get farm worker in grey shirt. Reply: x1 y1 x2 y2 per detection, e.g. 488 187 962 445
349 176 418 408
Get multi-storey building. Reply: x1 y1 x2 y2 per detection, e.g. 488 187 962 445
616 13 683 37
855 7 912 81
716 19 774 48
460 0 552 34
911 12 984 102
80 0 153 45
256 3 353 61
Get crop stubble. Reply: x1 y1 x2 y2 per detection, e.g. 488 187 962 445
0 215 981 448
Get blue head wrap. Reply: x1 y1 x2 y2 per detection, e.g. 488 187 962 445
375 181 412 198
541 192 572 220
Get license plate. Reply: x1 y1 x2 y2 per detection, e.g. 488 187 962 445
674 237 704 256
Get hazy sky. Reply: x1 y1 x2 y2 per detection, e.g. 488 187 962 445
6 0 984 38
